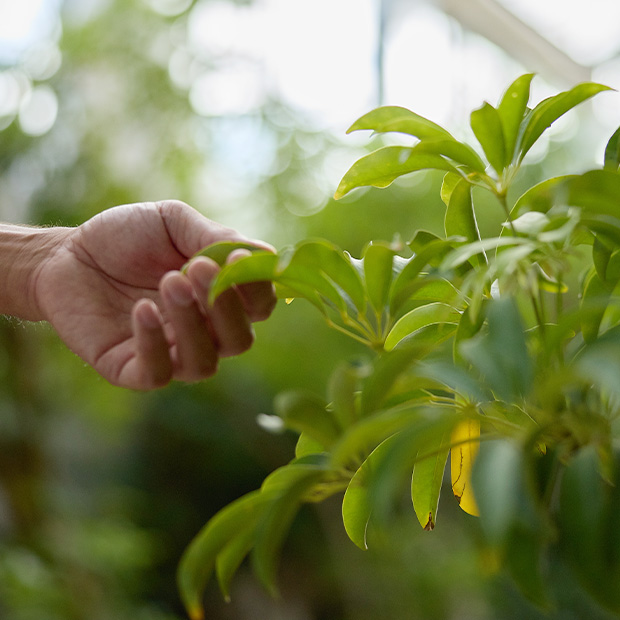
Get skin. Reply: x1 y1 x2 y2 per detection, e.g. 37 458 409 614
0 200 276 390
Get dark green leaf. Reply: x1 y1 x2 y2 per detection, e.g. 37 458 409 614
518 83 612 161
334 146 456 199
470 102 505 174
497 73 534 166
346 105 452 140
274 392 340 448
604 125 620 172
580 269 610 343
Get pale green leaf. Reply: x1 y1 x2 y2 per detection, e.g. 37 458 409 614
347 105 452 140
470 102 505 174
363 242 395 314
497 73 534 166
518 83 613 161
385 303 461 351
334 146 456 199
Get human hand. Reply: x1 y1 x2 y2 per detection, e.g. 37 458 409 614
32 200 276 390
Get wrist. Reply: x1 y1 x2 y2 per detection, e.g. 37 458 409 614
0 224 71 321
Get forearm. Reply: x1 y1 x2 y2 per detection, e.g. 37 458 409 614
0 224 70 321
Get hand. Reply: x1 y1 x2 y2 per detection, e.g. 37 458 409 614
32 200 276 390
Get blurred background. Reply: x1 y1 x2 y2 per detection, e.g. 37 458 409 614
1 1 620 618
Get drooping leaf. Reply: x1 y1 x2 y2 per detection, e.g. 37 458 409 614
216 524 257 602
385 302 461 351
459 297 533 402
253 467 327 595
497 73 534 166
593 235 613 283
580 269 610 343
517 82 613 161
472 439 523 544
512 175 575 216
604 125 620 172
346 105 452 140
566 169 620 219
470 102 505 175
334 146 456 199
342 435 400 549
328 362 363 430
451 417 480 517
411 426 451 530
178 490 272 620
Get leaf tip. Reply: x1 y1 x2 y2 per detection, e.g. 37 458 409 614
188 605 205 620
423 513 435 531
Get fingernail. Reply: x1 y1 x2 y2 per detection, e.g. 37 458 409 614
166 275 194 307
136 300 161 329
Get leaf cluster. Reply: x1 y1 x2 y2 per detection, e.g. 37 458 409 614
178 75 620 618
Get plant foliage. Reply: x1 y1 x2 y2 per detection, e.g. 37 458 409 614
177 75 620 619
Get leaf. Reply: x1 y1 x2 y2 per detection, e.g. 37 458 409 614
274 392 340 448
604 125 620 172
441 171 463 207
497 73 534 166
472 439 522 544
470 102 505 175
334 146 456 199
328 362 362 430
286 240 366 313
385 302 461 352
178 490 271 620
580 269 610 343
216 524 257 602
347 105 452 140
444 179 481 255
412 139 486 173
208 253 280 303
253 467 327 595
440 237 530 272
517 82 613 161
362 242 395 315
566 169 620 218
512 175 576 216
593 235 613 282
459 297 533 402
411 427 450 530
342 435 400 549
295 432 326 459
451 418 480 517
188 241 269 268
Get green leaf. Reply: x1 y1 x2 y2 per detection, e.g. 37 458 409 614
518 83 613 161
295 433 326 459
470 102 505 175
342 435 400 549
512 175 576 216
328 362 362 430
441 237 530 272
453 302 487 363
581 269 610 343
178 490 271 620
253 467 327 595
604 125 620 172
411 427 450 530
593 236 613 282
216 524 257 602
334 146 456 199
566 169 620 218
274 392 340 448
188 241 269 268
441 171 463 207
472 439 523 545
413 139 486 173
444 179 481 254
347 105 452 140
497 73 534 166
208 253 279 303
363 242 395 315
459 297 532 402
385 302 461 351
285 240 366 313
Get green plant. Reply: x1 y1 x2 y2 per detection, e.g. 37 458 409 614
177 74 620 619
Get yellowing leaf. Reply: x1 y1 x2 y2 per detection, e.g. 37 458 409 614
451 419 480 516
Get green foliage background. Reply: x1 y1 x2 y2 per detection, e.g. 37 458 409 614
1 1 618 619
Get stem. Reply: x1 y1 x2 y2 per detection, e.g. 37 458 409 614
498 192 518 236
325 319 374 348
